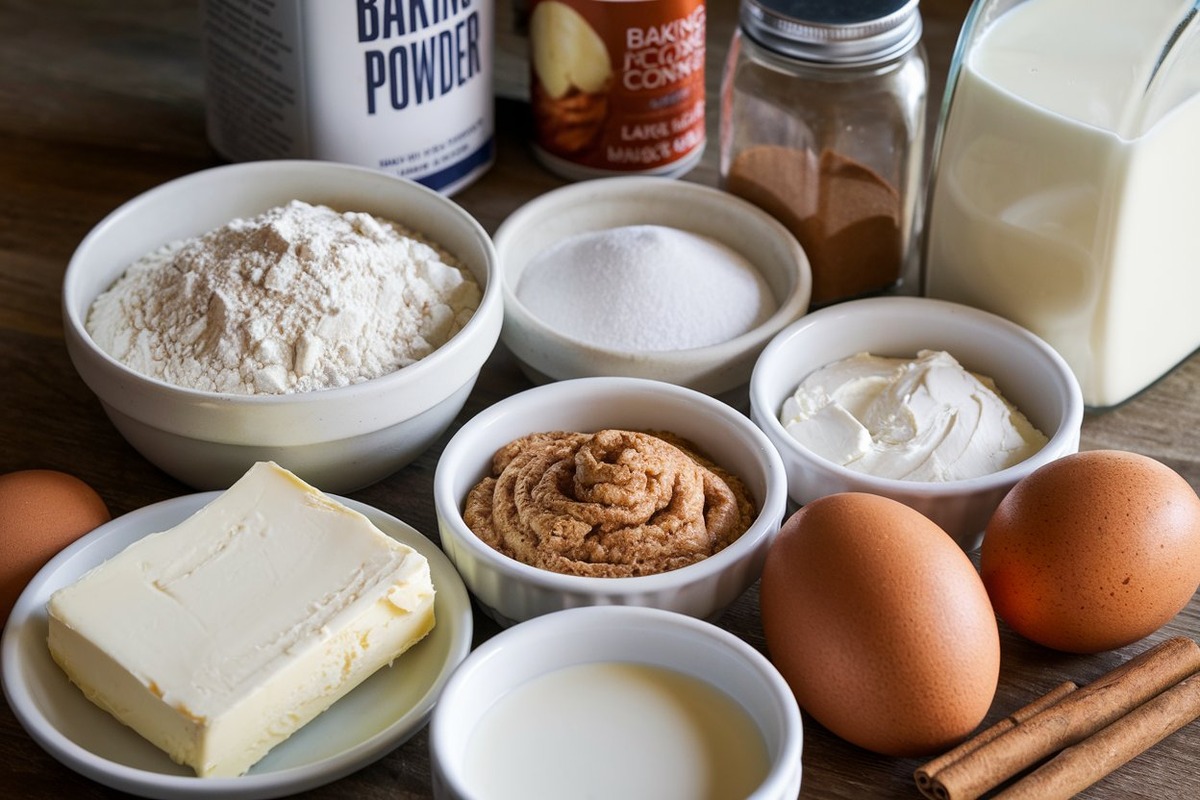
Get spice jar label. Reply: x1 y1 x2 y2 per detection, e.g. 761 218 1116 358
528 0 706 178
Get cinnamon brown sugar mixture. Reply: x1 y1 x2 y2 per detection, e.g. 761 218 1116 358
463 429 757 578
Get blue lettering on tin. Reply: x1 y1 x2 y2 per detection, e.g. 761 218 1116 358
363 9 481 113
356 0 474 41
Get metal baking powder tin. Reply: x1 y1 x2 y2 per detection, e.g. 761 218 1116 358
200 0 495 196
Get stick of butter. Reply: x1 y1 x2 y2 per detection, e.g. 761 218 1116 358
46 461 436 778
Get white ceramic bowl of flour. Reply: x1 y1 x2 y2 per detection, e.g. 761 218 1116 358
62 160 502 492
494 177 812 399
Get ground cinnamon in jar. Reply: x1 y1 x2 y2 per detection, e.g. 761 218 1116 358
719 0 927 306
726 145 902 306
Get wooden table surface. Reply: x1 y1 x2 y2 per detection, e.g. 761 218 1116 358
1 1 1197 798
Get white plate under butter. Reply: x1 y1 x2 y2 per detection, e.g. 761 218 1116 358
1 493 473 800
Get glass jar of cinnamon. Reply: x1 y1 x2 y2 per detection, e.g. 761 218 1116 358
719 0 927 307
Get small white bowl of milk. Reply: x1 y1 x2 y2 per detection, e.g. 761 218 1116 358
428 605 803 800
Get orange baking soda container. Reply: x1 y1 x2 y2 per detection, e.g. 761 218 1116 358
527 0 707 179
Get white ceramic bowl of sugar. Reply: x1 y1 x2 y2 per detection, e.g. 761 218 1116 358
494 177 812 397
749 296 1084 551
429 605 804 800
61 160 502 492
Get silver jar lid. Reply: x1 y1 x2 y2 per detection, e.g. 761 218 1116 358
740 0 923 65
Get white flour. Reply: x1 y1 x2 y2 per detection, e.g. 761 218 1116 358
86 200 481 395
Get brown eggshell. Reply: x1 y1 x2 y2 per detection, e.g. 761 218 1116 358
0 469 111 625
980 450 1200 654
760 492 1000 757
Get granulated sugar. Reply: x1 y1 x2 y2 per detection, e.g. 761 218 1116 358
515 224 775 351
86 200 481 395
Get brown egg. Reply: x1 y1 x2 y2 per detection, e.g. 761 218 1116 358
760 492 1000 757
0 469 111 625
980 449 1200 654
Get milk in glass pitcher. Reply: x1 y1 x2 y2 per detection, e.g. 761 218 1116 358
923 0 1200 408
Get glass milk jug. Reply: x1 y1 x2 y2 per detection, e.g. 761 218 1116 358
923 0 1200 408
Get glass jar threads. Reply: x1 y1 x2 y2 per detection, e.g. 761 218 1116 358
719 0 928 306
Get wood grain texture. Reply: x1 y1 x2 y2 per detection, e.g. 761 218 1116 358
1 1 1196 797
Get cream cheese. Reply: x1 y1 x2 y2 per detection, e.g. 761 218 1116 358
780 350 1048 481
46 461 436 778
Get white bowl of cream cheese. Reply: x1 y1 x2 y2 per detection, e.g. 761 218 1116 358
749 296 1084 551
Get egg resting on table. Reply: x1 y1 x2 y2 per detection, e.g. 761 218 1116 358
759 492 1000 757
980 449 1200 654
0 469 111 625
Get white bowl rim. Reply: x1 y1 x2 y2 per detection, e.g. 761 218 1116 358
749 295 1085 494
493 176 812 366
61 160 502 407
434 375 789 592
429 604 804 800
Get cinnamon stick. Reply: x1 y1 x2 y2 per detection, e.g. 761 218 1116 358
913 681 1078 799
918 636 1200 800
992 675 1200 800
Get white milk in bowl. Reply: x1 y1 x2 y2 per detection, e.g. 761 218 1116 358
924 0 1200 407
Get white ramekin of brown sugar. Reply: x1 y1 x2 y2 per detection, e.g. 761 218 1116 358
432 375 789 626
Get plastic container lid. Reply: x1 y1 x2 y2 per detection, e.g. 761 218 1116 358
739 0 923 65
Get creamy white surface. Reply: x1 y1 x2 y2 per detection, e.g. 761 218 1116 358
780 350 1047 481
463 661 770 800
516 224 776 352
46 461 436 778
924 0 1200 407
